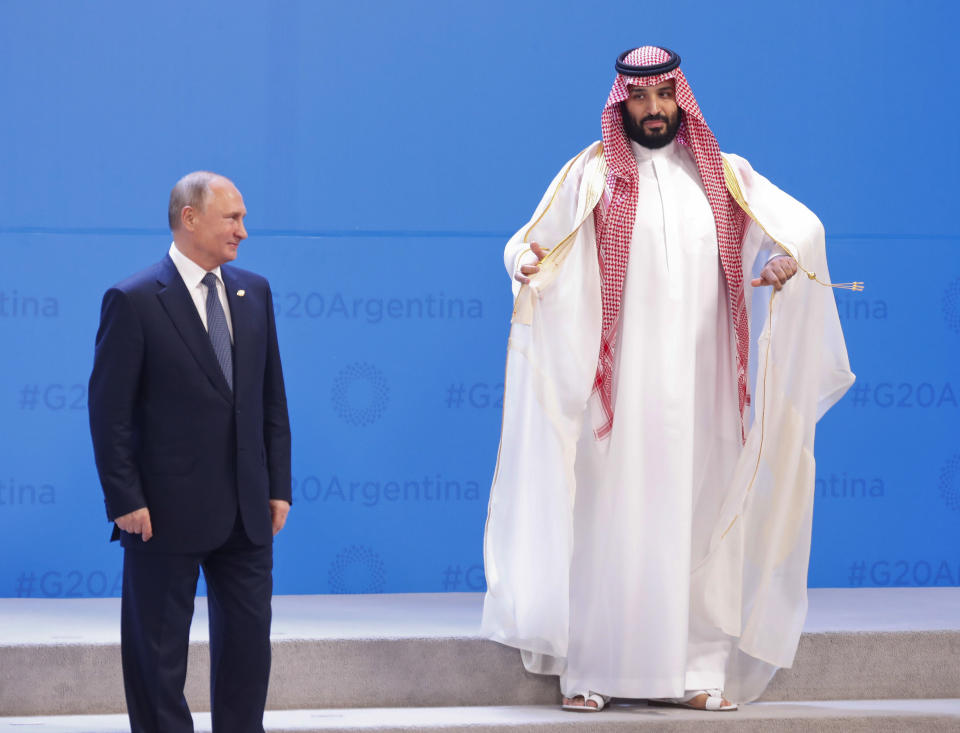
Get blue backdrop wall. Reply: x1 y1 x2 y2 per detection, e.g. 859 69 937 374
1 0 958 597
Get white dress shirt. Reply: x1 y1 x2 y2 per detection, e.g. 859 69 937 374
168 242 234 342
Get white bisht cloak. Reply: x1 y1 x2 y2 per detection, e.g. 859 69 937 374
481 141 854 702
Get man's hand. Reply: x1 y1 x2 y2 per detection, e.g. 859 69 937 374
514 242 549 284
751 255 798 291
115 507 153 542
270 499 290 536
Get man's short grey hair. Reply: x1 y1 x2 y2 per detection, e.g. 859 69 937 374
168 171 222 230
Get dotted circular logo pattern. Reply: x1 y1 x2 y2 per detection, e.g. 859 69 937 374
328 544 387 594
939 453 960 512
330 362 390 426
943 278 960 335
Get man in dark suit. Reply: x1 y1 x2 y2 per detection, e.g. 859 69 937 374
89 171 292 733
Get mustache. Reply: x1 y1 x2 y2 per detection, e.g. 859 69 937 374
641 114 669 124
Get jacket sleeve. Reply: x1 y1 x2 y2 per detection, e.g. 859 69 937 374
262 283 292 503
88 287 148 521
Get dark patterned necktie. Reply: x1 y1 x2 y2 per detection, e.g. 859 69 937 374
201 272 233 391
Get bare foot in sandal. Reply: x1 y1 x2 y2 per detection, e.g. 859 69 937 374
684 691 735 710
562 692 608 711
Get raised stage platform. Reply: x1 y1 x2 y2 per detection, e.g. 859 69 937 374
1 588 959 731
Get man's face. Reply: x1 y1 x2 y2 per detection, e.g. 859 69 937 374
621 80 681 149
183 180 248 270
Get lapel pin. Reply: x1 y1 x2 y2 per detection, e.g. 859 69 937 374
237 289 245 297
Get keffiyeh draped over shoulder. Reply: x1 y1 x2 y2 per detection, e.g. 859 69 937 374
594 46 749 439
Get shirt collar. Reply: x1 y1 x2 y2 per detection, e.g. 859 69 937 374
630 138 679 163
168 241 223 290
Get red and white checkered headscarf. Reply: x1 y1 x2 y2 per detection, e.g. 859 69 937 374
593 46 749 440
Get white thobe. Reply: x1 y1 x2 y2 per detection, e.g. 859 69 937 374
560 139 742 698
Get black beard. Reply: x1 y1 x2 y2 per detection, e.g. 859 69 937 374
620 103 681 149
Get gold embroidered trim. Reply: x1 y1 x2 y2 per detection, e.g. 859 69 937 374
522 148 586 244
717 157 861 541
722 158 863 292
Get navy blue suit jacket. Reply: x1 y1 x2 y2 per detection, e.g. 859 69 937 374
89 254 291 553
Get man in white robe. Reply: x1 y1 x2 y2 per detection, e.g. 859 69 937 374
481 46 855 712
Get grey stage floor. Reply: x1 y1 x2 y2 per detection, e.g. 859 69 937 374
3 699 960 733
3 587 959 646
2 589 960 731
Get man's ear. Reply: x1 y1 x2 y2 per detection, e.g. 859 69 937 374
180 206 196 232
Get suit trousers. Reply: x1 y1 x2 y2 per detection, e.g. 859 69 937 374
120 513 273 733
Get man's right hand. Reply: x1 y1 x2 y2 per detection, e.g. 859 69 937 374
514 242 549 284
115 507 153 542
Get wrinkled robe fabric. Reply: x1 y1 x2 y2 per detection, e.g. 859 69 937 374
481 140 854 702
557 138 741 698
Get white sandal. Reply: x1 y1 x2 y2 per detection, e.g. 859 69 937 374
561 691 609 712
650 688 738 711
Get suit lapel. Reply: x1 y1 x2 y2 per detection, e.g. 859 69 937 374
155 256 234 404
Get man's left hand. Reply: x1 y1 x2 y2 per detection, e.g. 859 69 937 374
269 499 290 535
751 255 798 291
